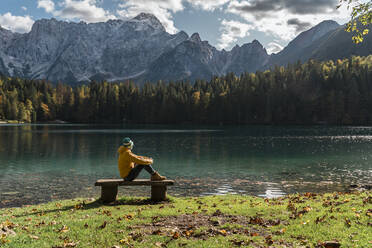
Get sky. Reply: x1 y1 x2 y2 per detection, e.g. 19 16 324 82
0 0 361 54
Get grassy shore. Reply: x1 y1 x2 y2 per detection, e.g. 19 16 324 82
0 191 371 248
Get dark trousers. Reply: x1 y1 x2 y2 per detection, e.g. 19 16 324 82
124 164 156 181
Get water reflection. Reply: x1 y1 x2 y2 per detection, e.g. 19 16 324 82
257 183 286 198
0 124 371 207
202 184 237 196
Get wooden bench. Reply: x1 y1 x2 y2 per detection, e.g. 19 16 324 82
95 179 175 203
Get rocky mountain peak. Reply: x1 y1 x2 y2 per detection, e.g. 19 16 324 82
240 39 265 52
132 12 165 32
176 31 189 39
310 20 340 41
31 18 65 33
133 12 157 20
251 39 264 48
315 20 340 29
190 33 201 43
34 18 60 25
279 19 340 54
252 39 261 45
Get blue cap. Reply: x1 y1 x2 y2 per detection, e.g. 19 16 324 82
122 137 134 148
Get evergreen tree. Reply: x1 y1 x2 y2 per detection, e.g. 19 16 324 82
0 55 371 125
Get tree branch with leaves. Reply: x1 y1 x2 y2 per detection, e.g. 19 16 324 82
338 0 372 43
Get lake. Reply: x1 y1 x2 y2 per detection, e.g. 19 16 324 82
0 124 371 208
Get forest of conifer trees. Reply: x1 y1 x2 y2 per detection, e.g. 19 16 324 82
0 55 371 125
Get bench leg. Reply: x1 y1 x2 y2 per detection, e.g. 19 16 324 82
101 185 118 203
151 185 167 201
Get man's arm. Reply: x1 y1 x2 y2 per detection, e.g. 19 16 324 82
128 152 153 165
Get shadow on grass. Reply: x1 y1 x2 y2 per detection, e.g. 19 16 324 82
14 197 173 217
113 197 173 206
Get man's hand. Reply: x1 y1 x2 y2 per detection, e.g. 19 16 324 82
137 155 153 163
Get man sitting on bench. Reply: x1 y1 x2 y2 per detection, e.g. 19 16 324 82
118 137 166 181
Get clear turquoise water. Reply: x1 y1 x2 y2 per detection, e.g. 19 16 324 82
0 124 371 207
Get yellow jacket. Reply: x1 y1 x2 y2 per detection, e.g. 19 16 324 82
117 146 153 178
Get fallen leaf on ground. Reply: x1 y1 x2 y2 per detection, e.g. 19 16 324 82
98 221 107 229
119 237 131 245
318 241 341 248
64 241 78 247
249 216 264 225
58 225 69 233
230 239 247 246
152 229 162 235
344 218 351 227
2 220 15 229
315 215 326 224
154 242 165 247
366 209 372 217
125 214 134 220
218 229 227 236
172 231 180 239
265 235 273 245
183 230 193 237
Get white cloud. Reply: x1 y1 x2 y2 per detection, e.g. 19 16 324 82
117 0 184 34
266 42 283 54
21 6 27 11
217 19 252 49
226 0 352 42
0 12 34 33
57 0 116 22
56 0 116 22
37 0 55 13
37 0 116 23
186 0 230 11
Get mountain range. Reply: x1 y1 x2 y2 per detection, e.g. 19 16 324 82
0 13 371 84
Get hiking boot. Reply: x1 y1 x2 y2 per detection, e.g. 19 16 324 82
151 171 166 181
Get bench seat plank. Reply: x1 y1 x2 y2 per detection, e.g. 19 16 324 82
95 179 174 186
